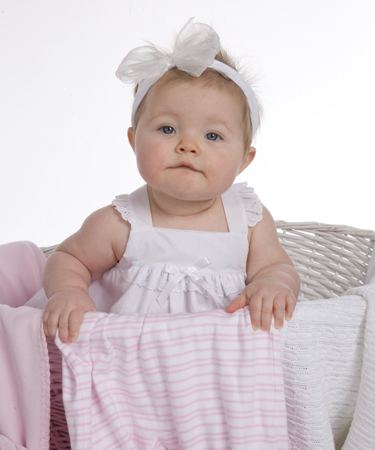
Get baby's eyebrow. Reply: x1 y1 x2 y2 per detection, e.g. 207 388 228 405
203 118 232 133
150 110 178 119
204 117 229 126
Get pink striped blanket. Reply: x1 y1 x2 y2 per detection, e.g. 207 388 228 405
56 307 289 450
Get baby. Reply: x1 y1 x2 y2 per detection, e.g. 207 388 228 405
37 19 300 343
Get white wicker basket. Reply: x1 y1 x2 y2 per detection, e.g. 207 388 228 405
41 221 375 302
275 221 375 300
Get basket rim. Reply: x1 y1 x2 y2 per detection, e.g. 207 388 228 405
275 221 375 237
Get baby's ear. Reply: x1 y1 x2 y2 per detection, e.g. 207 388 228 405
127 127 135 152
239 147 256 174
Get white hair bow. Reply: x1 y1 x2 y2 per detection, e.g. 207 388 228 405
116 18 221 83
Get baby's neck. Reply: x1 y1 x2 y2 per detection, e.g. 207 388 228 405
147 186 228 232
147 185 217 218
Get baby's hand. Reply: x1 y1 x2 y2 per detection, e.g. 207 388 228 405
226 279 296 331
43 290 97 343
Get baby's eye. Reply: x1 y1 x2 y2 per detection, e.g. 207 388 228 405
160 126 175 134
205 132 221 141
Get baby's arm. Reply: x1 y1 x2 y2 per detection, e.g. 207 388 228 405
226 206 300 330
43 205 130 343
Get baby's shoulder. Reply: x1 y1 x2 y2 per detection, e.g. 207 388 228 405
83 204 131 231
79 205 131 262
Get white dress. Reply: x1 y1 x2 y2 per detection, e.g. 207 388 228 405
26 182 263 314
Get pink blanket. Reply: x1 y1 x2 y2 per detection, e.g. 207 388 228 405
0 241 50 450
0 305 50 450
57 308 289 450
0 241 46 308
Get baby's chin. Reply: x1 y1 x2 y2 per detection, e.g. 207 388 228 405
151 184 225 203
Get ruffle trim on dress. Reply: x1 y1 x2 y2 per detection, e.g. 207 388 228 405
117 260 246 298
112 194 131 223
232 182 263 227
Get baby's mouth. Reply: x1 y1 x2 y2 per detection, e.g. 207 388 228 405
171 162 198 171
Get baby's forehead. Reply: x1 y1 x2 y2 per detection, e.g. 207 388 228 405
147 83 240 117
148 76 246 109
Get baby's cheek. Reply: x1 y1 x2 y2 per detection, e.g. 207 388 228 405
211 156 241 185
137 159 158 181
137 150 169 186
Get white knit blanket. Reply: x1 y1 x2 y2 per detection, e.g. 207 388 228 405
281 282 375 450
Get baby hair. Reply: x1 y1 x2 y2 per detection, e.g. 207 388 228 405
132 47 262 154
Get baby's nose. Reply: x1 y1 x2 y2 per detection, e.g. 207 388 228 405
176 138 199 155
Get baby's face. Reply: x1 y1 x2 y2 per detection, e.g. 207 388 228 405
128 80 254 202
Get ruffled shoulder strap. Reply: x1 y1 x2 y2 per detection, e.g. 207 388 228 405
112 185 153 228
112 194 131 223
231 182 263 227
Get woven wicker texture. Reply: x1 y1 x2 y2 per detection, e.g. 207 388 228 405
275 222 375 300
47 339 71 450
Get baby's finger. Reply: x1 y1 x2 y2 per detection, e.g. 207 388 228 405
42 310 50 337
273 294 286 330
260 296 273 331
68 308 85 342
226 293 247 313
248 294 262 331
43 310 59 339
285 293 297 321
57 309 72 343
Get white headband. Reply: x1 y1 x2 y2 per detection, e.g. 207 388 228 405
116 18 259 139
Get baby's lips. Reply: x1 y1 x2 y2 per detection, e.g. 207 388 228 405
170 162 199 171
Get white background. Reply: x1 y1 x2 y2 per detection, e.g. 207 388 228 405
1 0 374 247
